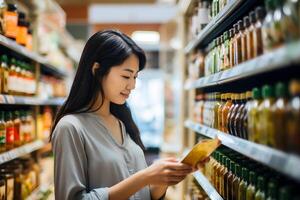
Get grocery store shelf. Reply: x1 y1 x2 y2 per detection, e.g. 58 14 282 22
0 95 65 106
185 41 300 90
193 171 223 200
0 34 67 78
185 120 300 182
0 140 46 165
185 0 244 53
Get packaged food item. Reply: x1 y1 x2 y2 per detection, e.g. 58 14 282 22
181 138 221 167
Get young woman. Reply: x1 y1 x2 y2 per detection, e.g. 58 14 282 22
50 30 206 200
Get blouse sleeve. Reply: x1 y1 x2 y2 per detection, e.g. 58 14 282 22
51 120 109 200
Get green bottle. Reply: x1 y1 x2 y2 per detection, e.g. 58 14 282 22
0 111 6 152
227 161 236 200
279 186 291 200
266 180 278 200
223 158 231 199
233 163 242 200
246 171 257 200
258 85 275 145
255 176 266 200
239 167 249 200
248 88 262 142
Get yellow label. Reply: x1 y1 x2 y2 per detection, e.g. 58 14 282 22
181 138 221 167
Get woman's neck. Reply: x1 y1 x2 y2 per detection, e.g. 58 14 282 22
92 96 112 118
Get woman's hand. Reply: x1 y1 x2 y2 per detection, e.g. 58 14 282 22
143 157 193 186
192 157 210 172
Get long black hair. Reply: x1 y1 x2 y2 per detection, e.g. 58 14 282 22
50 30 146 150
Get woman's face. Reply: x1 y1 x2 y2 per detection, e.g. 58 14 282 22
102 54 139 105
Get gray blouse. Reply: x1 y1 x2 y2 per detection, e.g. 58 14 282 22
51 112 151 200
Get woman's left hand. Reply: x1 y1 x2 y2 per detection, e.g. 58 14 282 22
192 157 210 172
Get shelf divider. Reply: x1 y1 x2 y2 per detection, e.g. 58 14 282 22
193 171 223 200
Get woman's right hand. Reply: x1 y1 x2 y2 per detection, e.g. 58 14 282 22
142 157 193 186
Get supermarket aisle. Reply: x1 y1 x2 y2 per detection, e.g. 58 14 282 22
0 0 299 199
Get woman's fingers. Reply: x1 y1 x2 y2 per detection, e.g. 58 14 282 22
166 162 193 171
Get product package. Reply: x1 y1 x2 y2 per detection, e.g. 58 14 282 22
181 138 221 167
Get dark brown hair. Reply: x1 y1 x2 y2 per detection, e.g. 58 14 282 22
50 30 146 150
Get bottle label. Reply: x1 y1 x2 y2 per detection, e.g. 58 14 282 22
6 126 14 144
0 129 5 145
3 11 18 39
7 178 14 200
16 26 28 45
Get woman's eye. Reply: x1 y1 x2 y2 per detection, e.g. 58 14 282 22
122 76 130 79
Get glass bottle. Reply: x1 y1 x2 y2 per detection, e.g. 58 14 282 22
254 7 267 57
248 88 263 142
262 0 276 52
247 11 256 60
239 167 249 200
246 171 257 200
234 21 243 65
241 17 248 62
8 58 17 95
1 55 9 94
233 163 242 200
229 93 240 136
234 93 247 138
287 79 300 154
258 85 275 145
216 153 223 193
271 0 285 49
13 111 21 147
218 94 226 130
266 180 278 200
214 93 221 129
5 111 14 150
222 93 233 133
278 186 291 200
242 91 253 140
0 111 6 152
216 37 221 73
227 93 238 135
271 82 289 150
224 158 231 199
223 31 230 70
282 0 300 42
254 176 266 200
229 28 235 68
212 152 220 187
227 161 236 200
220 155 228 198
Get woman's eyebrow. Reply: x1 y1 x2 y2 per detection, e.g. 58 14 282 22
123 68 138 74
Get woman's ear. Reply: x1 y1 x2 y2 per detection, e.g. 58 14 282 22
92 62 100 76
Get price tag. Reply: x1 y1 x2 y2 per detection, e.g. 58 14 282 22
207 75 214 83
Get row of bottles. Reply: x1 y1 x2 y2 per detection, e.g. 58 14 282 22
0 109 35 153
187 0 300 80
38 75 68 98
189 0 229 40
193 79 300 154
202 148 300 200
0 156 40 200
0 55 36 96
0 1 33 50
